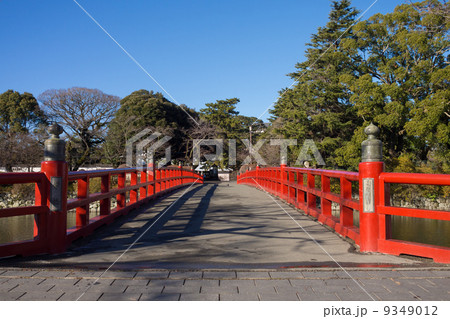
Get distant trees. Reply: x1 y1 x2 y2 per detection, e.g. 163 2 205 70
0 90 47 171
39 87 120 171
200 98 241 139
104 90 197 167
3 1 447 177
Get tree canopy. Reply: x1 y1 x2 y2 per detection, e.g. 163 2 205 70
39 87 120 171
270 0 361 168
270 0 449 173
105 90 197 167
0 89 45 134
0 90 46 171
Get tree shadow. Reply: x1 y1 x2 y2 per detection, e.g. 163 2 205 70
0 182 365 269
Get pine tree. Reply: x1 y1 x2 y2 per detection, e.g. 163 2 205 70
270 0 360 167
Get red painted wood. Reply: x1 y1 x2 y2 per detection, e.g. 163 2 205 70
237 165 449 263
0 165 203 258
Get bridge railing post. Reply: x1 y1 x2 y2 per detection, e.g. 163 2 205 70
306 171 316 213
117 172 126 209
321 174 332 217
358 123 384 252
280 160 287 198
41 123 68 254
255 165 260 188
100 173 111 215
140 168 147 199
147 160 155 196
155 168 161 193
130 170 138 204
76 176 89 227
178 164 183 186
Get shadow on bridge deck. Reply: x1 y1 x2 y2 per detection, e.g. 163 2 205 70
1 182 431 270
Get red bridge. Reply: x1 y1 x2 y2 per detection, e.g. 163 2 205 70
0 123 449 264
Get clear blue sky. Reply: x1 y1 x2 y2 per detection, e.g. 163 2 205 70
0 0 406 121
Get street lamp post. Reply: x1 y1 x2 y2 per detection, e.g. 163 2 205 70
249 125 253 164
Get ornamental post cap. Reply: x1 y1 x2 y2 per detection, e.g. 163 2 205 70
48 123 63 138
361 123 383 162
364 122 380 139
44 123 66 161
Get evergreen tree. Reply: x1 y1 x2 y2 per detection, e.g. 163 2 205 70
335 0 449 172
270 0 360 167
104 90 197 167
200 98 241 139
0 90 46 171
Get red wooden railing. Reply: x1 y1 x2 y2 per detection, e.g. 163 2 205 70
0 166 203 258
237 165 450 263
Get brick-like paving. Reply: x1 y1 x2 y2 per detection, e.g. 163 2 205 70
0 268 448 301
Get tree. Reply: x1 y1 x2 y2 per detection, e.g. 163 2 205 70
200 98 242 139
0 90 46 171
0 132 43 171
270 0 360 168
104 90 197 167
0 90 45 134
182 118 220 164
39 87 120 171
335 0 449 171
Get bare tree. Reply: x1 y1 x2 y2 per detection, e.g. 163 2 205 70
39 87 120 170
0 132 43 171
182 118 219 164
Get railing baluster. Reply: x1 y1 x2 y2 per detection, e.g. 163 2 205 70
340 177 353 226
76 176 89 227
117 172 126 209
140 169 147 199
307 172 316 213
321 174 331 217
100 174 110 216
130 170 138 204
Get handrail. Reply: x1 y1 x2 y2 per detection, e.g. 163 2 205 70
238 166 450 263
0 166 203 257
238 166 361 245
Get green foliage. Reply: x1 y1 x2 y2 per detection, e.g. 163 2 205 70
337 0 449 171
270 0 361 168
115 90 196 129
105 90 197 167
0 90 45 134
0 90 46 171
270 0 449 178
200 98 241 139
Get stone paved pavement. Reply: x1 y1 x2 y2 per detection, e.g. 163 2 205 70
0 268 449 301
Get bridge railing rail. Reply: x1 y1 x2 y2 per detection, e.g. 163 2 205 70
237 166 362 245
0 172 49 257
377 172 450 263
238 166 450 263
238 122 450 263
0 165 203 257
66 166 202 245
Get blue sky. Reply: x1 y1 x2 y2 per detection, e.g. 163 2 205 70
0 0 406 121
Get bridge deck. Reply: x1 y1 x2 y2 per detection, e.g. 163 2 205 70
1 182 449 301
5 181 420 268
